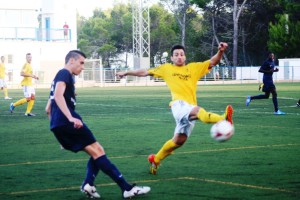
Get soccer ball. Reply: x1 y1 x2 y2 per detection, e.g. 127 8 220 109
210 120 234 142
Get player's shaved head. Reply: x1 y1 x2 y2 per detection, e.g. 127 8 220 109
65 50 86 64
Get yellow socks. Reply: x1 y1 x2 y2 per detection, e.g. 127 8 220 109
197 107 224 123
14 98 27 107
154 139 180 163
26 100 35 114
12 98 35 114
3 88 8 97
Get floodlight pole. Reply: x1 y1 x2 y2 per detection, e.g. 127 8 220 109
132 0 150 74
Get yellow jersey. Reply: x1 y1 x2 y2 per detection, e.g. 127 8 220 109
148 60 211 106
0 63 5 79
21 62 33 86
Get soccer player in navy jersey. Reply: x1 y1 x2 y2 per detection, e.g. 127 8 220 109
246 52 285 115
45 50 150 199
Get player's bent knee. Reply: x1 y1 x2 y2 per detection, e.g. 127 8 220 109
173 134 187 146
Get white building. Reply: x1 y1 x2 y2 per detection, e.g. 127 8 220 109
278 58 300 81
0 0 77 88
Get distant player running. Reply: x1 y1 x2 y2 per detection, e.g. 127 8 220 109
116 42 233 175
45 50 150 198
246 52 285 115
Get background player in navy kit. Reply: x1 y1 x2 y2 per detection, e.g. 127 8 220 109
45 50 150 199
246 52 285 115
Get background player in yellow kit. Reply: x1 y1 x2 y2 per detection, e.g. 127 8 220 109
10 53 39 116
0 56 12 100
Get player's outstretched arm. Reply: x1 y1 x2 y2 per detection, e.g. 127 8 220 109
116 69 149 78
210 42 228 68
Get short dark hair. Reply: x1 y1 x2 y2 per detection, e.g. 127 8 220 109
267 52 274 59
171 44 185 56
65 50 86 64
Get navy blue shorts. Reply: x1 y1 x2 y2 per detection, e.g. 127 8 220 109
51 123 96 153
262 83 276 92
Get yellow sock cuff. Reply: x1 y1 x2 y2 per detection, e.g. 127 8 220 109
197 107 224 123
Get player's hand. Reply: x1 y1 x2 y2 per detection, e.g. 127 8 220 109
219 42 228 52
273 68 279 72
116 71 126 78
69 117 83 129
32 75 39 80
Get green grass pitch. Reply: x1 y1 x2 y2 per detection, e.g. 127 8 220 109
0 82 299 200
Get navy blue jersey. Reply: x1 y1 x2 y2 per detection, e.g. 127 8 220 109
261 59 275 84
49 68 81 129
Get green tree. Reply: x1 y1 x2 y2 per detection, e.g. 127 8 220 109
109 4 133 68
78 9 112 59
149 3 178 67
268 0 300 58
241 0 284 64
78 4 133 68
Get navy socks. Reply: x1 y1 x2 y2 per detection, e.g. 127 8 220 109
92 155 132 191
83 157 99 186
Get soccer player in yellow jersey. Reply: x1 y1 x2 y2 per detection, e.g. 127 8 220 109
116 42 233 174
10 53 39 116
0 56 12 100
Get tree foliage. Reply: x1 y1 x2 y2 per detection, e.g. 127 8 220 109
149 3 178 66
268 0 300 58
77 0 298 68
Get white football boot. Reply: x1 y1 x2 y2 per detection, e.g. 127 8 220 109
81 183 100 198
123 185 151 199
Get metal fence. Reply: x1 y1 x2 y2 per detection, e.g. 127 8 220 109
0 27 72 42
5 65 300 89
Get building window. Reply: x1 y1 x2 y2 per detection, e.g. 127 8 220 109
7 54 13 64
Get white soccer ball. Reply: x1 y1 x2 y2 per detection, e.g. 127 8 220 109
210 120 234 142
162 52 168 58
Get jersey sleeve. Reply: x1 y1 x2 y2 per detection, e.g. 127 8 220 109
21 63 28 73
56 69 72 84
148 64 167 78
190 60 211 80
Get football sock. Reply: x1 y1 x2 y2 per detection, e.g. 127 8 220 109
14 98 27 107
3 88 8 97
155 139 180 163
26 100 35 114
251 94 268 99
84 157 100 186
272 96 278 112
94 155 132 192
197 107 224 123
